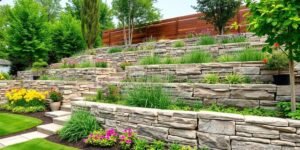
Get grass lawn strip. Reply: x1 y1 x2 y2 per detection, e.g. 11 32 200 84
0 138 77 150
0 113 42 137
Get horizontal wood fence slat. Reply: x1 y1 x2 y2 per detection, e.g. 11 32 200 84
102 7 249 46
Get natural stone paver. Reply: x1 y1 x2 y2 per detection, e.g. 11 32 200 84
20 131 49 140
37 123 63 135
0 136 29 147
53 115 71 125
45 111 71 118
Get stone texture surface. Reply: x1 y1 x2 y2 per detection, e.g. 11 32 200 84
72 101 300 149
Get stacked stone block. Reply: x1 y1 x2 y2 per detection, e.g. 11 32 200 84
73 101 300 150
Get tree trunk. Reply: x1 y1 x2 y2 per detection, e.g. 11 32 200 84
289 59 296 112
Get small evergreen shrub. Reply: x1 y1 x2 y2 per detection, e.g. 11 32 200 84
59 110 100 142
32 59 48 70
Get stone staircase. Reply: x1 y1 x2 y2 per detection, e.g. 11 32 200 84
36 111 71 136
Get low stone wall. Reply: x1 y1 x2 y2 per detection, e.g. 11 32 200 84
50 42 267 70
98 82 280 109
0 80 95 103
72 101 300 149
17 68 116 83
126 62 300 84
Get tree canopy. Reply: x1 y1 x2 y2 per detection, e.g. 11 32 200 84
193 0 241 35
247 0 300 111
112 0 160 46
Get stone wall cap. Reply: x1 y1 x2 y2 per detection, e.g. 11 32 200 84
288 119 300 127
245 116 288 127
198 111 244 121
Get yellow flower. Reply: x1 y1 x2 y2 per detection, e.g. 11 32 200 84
5 88 47 103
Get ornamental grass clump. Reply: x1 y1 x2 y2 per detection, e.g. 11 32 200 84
59 110 100 142
125 85 171 109
172 40 185 48
139 56 161 65
197 35 216 45
180 50 212 64
235 48 266 62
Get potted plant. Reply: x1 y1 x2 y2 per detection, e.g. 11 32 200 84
49 90 63 111
266 50 290 85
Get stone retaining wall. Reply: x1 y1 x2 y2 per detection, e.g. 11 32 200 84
126 62 300 84
99 82 299 109
0 80 95 103
72 101 300 150
50 42 267 70
17 68 117 83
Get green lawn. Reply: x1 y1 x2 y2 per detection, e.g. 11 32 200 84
0 113 42 137
0 139 77 150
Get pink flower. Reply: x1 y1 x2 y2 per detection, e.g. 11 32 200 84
125 139 132 144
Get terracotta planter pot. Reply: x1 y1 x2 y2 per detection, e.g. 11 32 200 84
50 102 61 111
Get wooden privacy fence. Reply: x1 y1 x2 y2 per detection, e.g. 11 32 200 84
102 7 249 46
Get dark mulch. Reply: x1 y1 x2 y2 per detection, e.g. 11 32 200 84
46 134 119 150
0 111 52 139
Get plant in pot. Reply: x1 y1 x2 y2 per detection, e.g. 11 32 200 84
49 90 63 111
266 50 289 85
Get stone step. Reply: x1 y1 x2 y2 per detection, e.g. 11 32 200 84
53 115 71 126
61 104 71 112
81 91 97 97
45 111 71 118
37 123 63 135
70 97 86 101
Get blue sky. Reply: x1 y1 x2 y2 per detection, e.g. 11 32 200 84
0 0 198 20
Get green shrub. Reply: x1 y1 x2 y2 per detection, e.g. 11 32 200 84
217 54 236 62
139 56 161 65
197 35 216 45
108 47 123 53
203 74 220 84
224 73 245 84
170 144 197 150
277 102 300 118
125 85 171 109
149 140 165 150
95 89 103 101
172 40 185 48
32 59 48 70
235 48 266 61
0 72 11 80
106 85 121 102
133 139 149 150
95 62 108 68
59 110 100 142
0 104 46 113
78 61 94 68
266 51 289 70
180 50 212 64
220 36 247 44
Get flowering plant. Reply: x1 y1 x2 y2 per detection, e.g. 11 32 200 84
84 128 118 147
119 128 136 150
49 88 63 102
5 88 48 106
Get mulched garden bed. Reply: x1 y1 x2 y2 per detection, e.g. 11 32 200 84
47 134 119 150
0 111 52 139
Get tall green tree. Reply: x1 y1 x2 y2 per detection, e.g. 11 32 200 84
247 0 300 111
81 0 100 49
193 0 241 35
0 5 10 59
49 13 86 63
112 0 160 46
36 0 62 21
7 0 50 74
66 0 114 46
